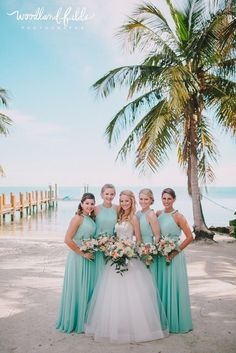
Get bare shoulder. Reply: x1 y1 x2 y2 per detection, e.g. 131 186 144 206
94 205 100 215
174 212 188 226
148 210 157 220
114 204 119 212
132 214 138 222
156 210 162 217
69 214 82 227
174 211 185 220
130 214 139 227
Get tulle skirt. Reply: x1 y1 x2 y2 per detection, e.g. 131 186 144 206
85 258 168 343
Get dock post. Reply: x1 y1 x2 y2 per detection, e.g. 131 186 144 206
28 193 32 216
32 191 35 213
0 195 3 225
45 191 48 209
40 191 44 210
36 191 39 210
20 193 24 218
49 185 53 208
55 183 58 206
1 193 5 222
10 193 16 222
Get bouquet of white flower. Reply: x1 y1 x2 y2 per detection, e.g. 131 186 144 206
136 242 158 267
80 238 98 255
157 236 179 264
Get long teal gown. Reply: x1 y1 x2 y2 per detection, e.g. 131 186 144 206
56 215 96 333
94 205 117 283
136 210 168 332
157 210 193 333
136 210 158 282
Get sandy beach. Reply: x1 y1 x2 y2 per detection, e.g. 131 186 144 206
0 233 236 353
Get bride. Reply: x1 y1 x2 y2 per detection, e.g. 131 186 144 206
85 190 168 343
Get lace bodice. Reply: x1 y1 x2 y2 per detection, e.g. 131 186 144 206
114 221 134 241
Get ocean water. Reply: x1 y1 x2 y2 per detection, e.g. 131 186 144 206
0 185 235 238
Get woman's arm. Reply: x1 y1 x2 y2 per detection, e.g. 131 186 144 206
175 213 193 250
131 215 142 244
167 213 193 261
148 211 160 243
64 215 94 260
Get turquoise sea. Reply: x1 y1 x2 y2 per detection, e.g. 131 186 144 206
0 185 235 238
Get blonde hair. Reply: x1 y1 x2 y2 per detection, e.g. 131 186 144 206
100 183 116 194
118 190 136 222
139 188 154 204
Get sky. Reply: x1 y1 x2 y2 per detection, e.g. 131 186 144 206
0 0 235 188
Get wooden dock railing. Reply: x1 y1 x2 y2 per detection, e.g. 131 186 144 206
0 185 58 224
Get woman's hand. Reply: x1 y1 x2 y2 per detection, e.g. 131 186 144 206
166 250 179 262
80 251 94 261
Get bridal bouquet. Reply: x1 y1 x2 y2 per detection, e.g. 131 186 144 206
96 233 116 255
105 238 137 275
157 236 179 264
136 242 158 267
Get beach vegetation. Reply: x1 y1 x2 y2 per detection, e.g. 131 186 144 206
92 0 236 240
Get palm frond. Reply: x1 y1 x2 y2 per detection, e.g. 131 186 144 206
177 114 218 184
0 113 12 135
118 7 179 57
160 64 199 111
215 96 236 134
216 58 236 77
105 89 161 144
0 88 8 106
132 100 177 173
93 65 165 98
0 165 5 177
188 1 235 68
186 0 207 36
197 117 218 184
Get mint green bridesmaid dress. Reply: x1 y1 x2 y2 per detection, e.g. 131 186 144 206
136 210 158 282
157 210 193 333
94 205 117 283
137 209 168 332
56 215 96 333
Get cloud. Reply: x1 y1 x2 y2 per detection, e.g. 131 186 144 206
7 109 68 140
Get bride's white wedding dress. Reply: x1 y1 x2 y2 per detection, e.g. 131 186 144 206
85 221 168 343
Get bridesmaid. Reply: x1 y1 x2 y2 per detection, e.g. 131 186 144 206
56 193 96 333
137 188 160 282
156 188 193 333
94 184 118 282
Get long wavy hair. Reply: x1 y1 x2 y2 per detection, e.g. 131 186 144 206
117 190 136 222
77 193 96 220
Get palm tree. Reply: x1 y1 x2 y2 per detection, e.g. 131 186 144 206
0 88 12 176
92 0 236 239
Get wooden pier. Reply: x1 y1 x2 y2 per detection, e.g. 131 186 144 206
0 185 58 224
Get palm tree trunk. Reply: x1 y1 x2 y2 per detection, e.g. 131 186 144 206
190 114 214 240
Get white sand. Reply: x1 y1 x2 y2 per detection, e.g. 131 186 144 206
0 233 236 353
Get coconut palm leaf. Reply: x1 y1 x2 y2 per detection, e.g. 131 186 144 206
0 113 12 135
105 89 161 144
135 108 177 172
